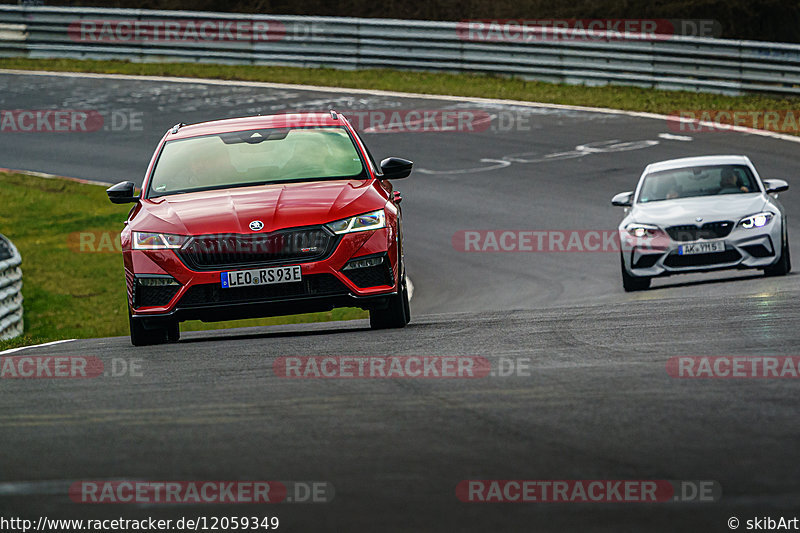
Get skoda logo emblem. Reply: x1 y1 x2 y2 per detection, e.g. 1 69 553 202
249 220 264 231
695 217 703 222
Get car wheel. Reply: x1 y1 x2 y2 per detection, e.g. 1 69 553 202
370 273 409 329
765 226 791 277
166 320 181 343
129 310 172 346
620 254 651 291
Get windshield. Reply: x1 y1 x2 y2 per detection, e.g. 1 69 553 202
637 164 759 203
147 126 366 197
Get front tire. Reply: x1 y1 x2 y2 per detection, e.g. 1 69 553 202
370 274 409 329
621 254 651 291
765 226 791 277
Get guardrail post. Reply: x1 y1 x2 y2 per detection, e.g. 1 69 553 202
0 233 23 340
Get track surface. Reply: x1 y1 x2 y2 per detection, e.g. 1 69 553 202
1 72 799 531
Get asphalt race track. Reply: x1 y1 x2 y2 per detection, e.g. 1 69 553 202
1 71 800 531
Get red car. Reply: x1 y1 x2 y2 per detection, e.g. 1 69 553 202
107 111 412 346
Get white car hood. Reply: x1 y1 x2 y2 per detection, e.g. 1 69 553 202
629 194 768 226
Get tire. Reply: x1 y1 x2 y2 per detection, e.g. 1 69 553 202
370 273 409 330
129 310 178 346
765 226 791 277
621 254 651 292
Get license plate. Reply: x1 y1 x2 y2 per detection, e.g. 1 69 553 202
221 265 302 288
678 241 725 255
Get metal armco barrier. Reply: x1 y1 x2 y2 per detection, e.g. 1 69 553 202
0 233 23 340
1 6 800 96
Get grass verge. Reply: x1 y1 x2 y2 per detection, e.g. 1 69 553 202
0 171 366 351
3 58 800 121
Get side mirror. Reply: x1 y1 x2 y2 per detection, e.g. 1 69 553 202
611 191 634 207
107 181 139 204
380 157 413 180
763 179 789 194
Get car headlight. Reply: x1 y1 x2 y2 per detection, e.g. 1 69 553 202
326 210 386 234
738 212 774 229
132 232 189 250
625 223 660 238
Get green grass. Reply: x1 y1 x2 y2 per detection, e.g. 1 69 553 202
0 171 366 350
3 57 800 120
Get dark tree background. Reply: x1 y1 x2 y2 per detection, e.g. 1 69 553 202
7 0 800 42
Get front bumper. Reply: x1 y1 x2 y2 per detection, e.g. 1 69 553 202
621 221 783 277
124 227 399 322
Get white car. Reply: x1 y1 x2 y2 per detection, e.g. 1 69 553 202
612 155 790 291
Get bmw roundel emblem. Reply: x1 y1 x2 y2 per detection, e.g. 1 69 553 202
249 220 264 231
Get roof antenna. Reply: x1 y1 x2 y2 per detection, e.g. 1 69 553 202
329 110 338 120
171 123 186 134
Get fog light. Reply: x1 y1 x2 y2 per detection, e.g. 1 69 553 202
137 276 180 287
343 256 384 270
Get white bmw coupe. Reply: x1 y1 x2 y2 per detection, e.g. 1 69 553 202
612 155 790 291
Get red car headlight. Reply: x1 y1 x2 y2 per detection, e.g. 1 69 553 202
132 232 190 250
325 210 386 234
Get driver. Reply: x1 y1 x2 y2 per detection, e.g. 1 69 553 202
719 168 749 193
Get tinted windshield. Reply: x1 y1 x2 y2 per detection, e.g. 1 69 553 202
147 126 366 197
638 164 759 203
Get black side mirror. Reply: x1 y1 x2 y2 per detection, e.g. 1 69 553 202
611 191 634 207
763 179 789 194
107 181 139 204
380 157 413 180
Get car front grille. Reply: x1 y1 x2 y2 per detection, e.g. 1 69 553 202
666 221 734 242
178 274 349 308
664 249 741 267
178 227 338 270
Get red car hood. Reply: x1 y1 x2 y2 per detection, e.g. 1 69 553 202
133 179 386 235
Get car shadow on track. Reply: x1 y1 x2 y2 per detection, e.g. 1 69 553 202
178 323 374 344
646 271 786 291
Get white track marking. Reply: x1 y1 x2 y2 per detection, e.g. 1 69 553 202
0 339 75 356
658 133 693 141
2 69 800 144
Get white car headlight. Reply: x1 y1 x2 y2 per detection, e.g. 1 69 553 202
738 212 774 229
326 210 386 234
625 223 660 238
132 232 189 250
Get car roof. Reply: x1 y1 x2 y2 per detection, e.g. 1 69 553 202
645 155 752 174
167 112 344 140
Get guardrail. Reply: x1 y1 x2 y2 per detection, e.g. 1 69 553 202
0 233 23 340
1 6 800 96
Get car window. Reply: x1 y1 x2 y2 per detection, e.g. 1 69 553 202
148 126 366 197
638 164 758 203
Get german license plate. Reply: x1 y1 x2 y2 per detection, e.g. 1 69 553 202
221 265 302 288
678 241 725 255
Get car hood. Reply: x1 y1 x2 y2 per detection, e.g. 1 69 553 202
629 194 768 226
132 179 385 235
